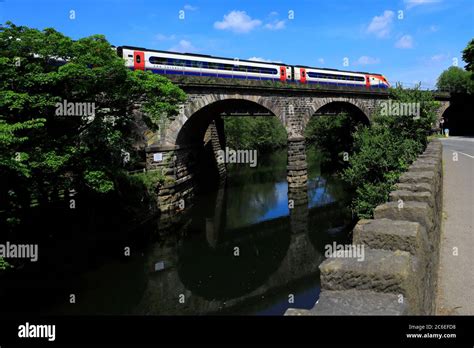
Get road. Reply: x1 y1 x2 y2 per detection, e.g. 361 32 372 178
436 136 474 315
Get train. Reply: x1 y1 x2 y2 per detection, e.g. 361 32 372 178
116 46 390 89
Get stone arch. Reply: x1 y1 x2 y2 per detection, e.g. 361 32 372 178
171 95 285 147
437 101 450 120
302 98 371 133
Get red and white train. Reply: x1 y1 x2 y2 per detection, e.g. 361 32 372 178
116 46 390 89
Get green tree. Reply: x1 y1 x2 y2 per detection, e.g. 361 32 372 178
305 112 365 165
342 84 439 218
436 66 473 93
223 116 286 152
0 22 186 226
462 38 474 72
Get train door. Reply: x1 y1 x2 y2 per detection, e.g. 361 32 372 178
134 51 145 71
280 66 287 82
365 74 370 89
300 68 307 83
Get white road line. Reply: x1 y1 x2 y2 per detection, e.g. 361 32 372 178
453 150 474 159
441 137 474 143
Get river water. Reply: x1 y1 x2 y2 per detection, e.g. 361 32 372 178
0 147 354 315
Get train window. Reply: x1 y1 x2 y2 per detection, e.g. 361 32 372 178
149 56 168 65
308 71 365 81
135 55 141 63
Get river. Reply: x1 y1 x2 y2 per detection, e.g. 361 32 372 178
0 147 355 315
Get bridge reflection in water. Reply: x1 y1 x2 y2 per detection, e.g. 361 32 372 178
134 149 355 315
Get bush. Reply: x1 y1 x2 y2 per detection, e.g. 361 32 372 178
305 112 364 165
129 170 171 194
342 85 438 219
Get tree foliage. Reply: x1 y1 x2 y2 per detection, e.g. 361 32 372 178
462 38 474 72
0 22 186 226
436 66 473 94
223 116 287 152
305 112 365 165
342 84 439 219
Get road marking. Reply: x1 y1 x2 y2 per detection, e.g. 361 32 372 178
453 151 474 159
441 137 474 143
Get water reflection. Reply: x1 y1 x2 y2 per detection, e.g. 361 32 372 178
134 148 354 315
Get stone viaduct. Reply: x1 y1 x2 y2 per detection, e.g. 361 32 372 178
134 79 450 214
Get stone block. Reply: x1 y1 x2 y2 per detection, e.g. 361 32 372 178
374 201 433 235
389 190 434 208
353 218 428 256
310 290 410 315
319 248 422 313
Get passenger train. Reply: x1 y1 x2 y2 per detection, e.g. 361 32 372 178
116 46 390 89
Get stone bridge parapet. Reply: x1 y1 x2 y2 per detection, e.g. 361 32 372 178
285 139 443 315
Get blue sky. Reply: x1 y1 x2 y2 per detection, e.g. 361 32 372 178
1 0 473 87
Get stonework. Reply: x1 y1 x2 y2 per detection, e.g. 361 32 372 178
285 139 443 315
135 83 448 242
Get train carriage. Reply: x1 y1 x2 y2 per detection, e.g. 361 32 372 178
294 66 389 89
118 46 291 82
117 46 390 89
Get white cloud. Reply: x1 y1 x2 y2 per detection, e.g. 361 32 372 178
184 4 198 11
431 53 448 62
318 58 325 64
395 35 414 48
214 11 262 33
355 56 380 65
269 11 279 17
429 25 439 32
405 0 441 9
155 34 176 41
366 10 394 38
248 56 282 63
264 20 285 30
169 40 197 53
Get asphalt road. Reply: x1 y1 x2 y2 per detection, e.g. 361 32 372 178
436 136 474 315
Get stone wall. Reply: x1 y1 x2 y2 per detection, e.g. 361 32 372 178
145 144 198 214
285 139 443 315
203 119 226 180
144 120 226 226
